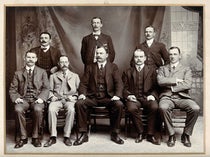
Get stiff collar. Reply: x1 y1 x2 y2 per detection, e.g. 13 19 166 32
25 65 35 71
97 60 107 69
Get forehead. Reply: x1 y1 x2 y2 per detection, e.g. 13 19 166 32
40 33 50 38
26 52 37 57
92 18 101 23
134 50 145 56
59 56 69 61
145 27 155 32
169 48 179 54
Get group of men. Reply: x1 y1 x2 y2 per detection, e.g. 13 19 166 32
9 17 200 149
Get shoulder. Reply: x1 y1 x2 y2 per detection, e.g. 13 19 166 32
101 33 112 39
154 41 166 47
35 66 47 73
83 34 92 39
30 46 40 52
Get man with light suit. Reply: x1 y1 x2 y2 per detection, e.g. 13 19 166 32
157 47 200 147
44 55 80 147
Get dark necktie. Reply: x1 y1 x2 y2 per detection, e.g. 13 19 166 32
138 66 141 72
100 64 104 71
63 71 66 78
29 69 32 76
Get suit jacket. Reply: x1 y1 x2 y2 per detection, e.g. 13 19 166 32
49 69 80 99
9 66 50 103
79 62 123 98
136 40 170 68
81 33 115 65
30 46 61 69
122 65 159 100
157 63 192 99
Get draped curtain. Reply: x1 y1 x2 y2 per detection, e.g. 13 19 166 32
14 6 169 76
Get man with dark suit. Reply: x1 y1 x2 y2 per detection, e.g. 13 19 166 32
44 55 80 147
122 49 160 145
30 32 61 76
74 46 124 146
157 47 200 147
135 25 170 69
9 51 49 148
81 17 115 68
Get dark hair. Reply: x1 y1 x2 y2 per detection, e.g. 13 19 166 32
96 45 109 54
145 25 156 32
169 46 181 54
24 50 37 57
39 31 51 39
91 17 102 24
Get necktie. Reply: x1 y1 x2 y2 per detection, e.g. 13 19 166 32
138 66 141 72
63 71 66 78
172 66 175 70
100 64 103 71
29 69 32 76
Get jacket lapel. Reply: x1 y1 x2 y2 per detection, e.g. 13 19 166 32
93 63 98 85
131 67 137 87
143 65 150 81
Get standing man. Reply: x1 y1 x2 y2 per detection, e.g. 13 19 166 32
9 51 49 148
135 25 169 69
157 47 200 147
74 46 124 146
122 49 160 145
81 17 115 69
30 32 61 76
44 55 80 147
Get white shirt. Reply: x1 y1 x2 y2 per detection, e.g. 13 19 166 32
170 62 179 69
135 64 144 72
93 31 101 40
146 38 154 47
26 65 35 72
97 60 107 69
41 45 50 52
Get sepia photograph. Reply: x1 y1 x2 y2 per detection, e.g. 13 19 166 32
1 2 208 157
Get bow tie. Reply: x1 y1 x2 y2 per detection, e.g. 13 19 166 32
41 47 47 50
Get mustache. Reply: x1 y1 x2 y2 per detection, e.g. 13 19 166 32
27 60 34 63
61 65 68 68
41 41 47 43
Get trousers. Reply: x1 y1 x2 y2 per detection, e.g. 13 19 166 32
75 97 124 134
159 96 200 136
15 100 44 139
48 100 75 138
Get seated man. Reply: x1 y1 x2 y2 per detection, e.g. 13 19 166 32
44 55 80 147
122 49 160 145
74 46 124 146
157 46 200 147
9 51 49 148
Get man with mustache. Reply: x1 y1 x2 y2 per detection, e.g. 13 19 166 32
122 49 160 145
157 47 200 147
44 55 80 147
74 46 124 146
9 51 49 148
134 25 169 69
81 17 115 70
30 32 61 77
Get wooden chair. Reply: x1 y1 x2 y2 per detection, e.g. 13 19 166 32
89 106 110 132
172 108 187 128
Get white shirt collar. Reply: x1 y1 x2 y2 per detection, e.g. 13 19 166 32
26 65 35 71
92 31 101 36
135 64 144 71
146 38 154 47
97 60 107 69
41 45 50 52
170 62 179 68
